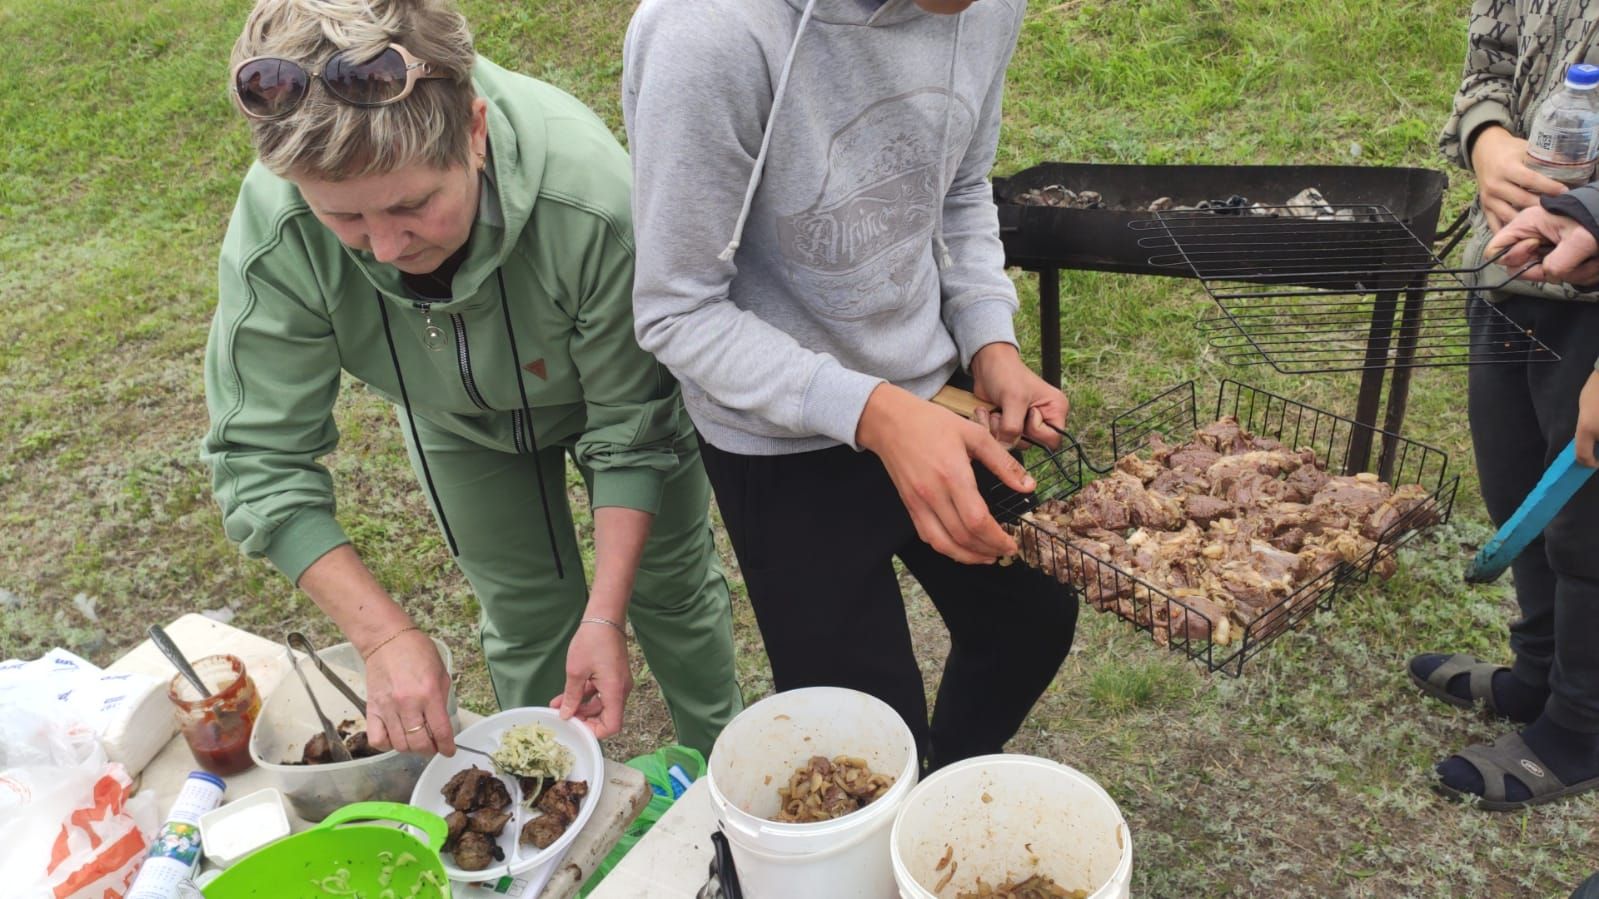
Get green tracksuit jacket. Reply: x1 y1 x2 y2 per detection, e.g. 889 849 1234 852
202 58 740 753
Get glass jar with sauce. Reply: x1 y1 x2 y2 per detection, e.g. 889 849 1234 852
167 654 261 776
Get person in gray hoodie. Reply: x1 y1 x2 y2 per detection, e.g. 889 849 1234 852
623 0 1075 769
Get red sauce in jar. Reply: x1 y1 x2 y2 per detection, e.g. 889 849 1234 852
169 654 262 777
182 712 256 775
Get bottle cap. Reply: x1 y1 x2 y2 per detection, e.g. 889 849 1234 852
1567 63 1599 89
187 770 228 791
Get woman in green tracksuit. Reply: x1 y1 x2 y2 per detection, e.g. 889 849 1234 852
202 0 741 757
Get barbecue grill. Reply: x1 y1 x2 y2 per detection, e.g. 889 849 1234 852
994 380 1460 676
995 163 1487 477
987 162 1556 673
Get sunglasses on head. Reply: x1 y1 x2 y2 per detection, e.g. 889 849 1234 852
231 43 447 120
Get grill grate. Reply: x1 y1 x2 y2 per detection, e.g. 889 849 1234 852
1131 205 1560 373
991 380 1459 677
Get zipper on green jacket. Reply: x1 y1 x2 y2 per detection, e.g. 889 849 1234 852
444 309 491 411
511 408 529 455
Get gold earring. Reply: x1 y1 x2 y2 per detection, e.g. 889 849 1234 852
475 151 486 172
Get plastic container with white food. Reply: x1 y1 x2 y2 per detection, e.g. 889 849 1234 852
197 787 291 869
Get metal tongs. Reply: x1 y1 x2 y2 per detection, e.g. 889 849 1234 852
287 631 367 715
283 632 358 763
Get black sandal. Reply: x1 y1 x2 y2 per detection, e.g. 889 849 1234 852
1436 732 1599 811
1408 653 1508 716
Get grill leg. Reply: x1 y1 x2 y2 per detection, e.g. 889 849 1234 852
1040 267 1061 389
1377 284 1426 481
1348 287 1401 474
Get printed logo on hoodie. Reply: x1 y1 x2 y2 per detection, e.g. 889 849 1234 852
776 88 974 317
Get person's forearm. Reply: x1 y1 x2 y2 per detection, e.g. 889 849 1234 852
1470 124 1514 174
296 544 413 654
587 506 654 621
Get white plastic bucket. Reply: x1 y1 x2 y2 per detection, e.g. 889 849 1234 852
706 687 919 898
890 754 1132 899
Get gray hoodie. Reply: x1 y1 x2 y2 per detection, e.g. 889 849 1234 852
623 0 1028 454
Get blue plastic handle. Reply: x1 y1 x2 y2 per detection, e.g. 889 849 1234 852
1466 439 1597 583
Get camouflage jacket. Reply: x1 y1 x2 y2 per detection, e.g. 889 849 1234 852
1440 0 1599 302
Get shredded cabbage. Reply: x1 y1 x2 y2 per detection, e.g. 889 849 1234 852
491 722 572 782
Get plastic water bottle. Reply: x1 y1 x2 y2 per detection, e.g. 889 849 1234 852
1525 63 1599 188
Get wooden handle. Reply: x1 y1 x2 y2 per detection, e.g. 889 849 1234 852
931 385 993 419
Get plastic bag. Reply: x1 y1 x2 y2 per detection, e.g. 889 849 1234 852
0 649 174 779
0 700 158 899
578 745 706 897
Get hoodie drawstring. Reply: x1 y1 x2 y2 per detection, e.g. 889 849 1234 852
719 0 965 271
933 12 963 271
718 0 820 262
496 267 565 580
374 273 566 579
377 289 459 558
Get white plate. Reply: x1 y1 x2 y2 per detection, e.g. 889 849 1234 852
410 706 604 883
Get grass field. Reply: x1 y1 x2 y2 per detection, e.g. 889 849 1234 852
2 0 1594 895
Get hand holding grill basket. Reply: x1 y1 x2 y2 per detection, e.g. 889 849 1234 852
930 385 1097 519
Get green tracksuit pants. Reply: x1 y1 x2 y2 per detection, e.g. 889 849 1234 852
402 414 743 757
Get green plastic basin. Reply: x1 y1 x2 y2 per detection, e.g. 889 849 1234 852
202 801 451 898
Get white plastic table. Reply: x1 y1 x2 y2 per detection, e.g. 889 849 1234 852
109 614 651 898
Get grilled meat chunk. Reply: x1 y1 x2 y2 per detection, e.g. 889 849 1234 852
443 810 468 851
1310 473 1392 519
301 733 332 765
1066 470 1185 532
442 766 494 812
1002 414 1436 644
452 831 497 872
536 779 589 824
1148 466 1210 498
1114 452 1164 484
1165 442 1223 473
469 807 513 836
1363 483 1439 540
1183 494 1234 528
1195 417 1248 453
520 778 590 850
343 730 380 759
521 813 568 850
1282 464 1331 502
477 775 513 812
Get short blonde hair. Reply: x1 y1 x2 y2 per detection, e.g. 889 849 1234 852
231 0 476 180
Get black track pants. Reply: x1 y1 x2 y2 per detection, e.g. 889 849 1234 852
698 437 1078 769
1469 296 1599 732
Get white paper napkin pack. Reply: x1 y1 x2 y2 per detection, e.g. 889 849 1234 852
0 648 175 778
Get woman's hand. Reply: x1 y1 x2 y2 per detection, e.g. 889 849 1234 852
362 627 456 756
857 383 1033 564
1471 126 1570 231
552 619 634 740
1578 369 1599 468
296 545 455 757
1485 205 1599 285
968 342 1070 449
551 506 648 740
